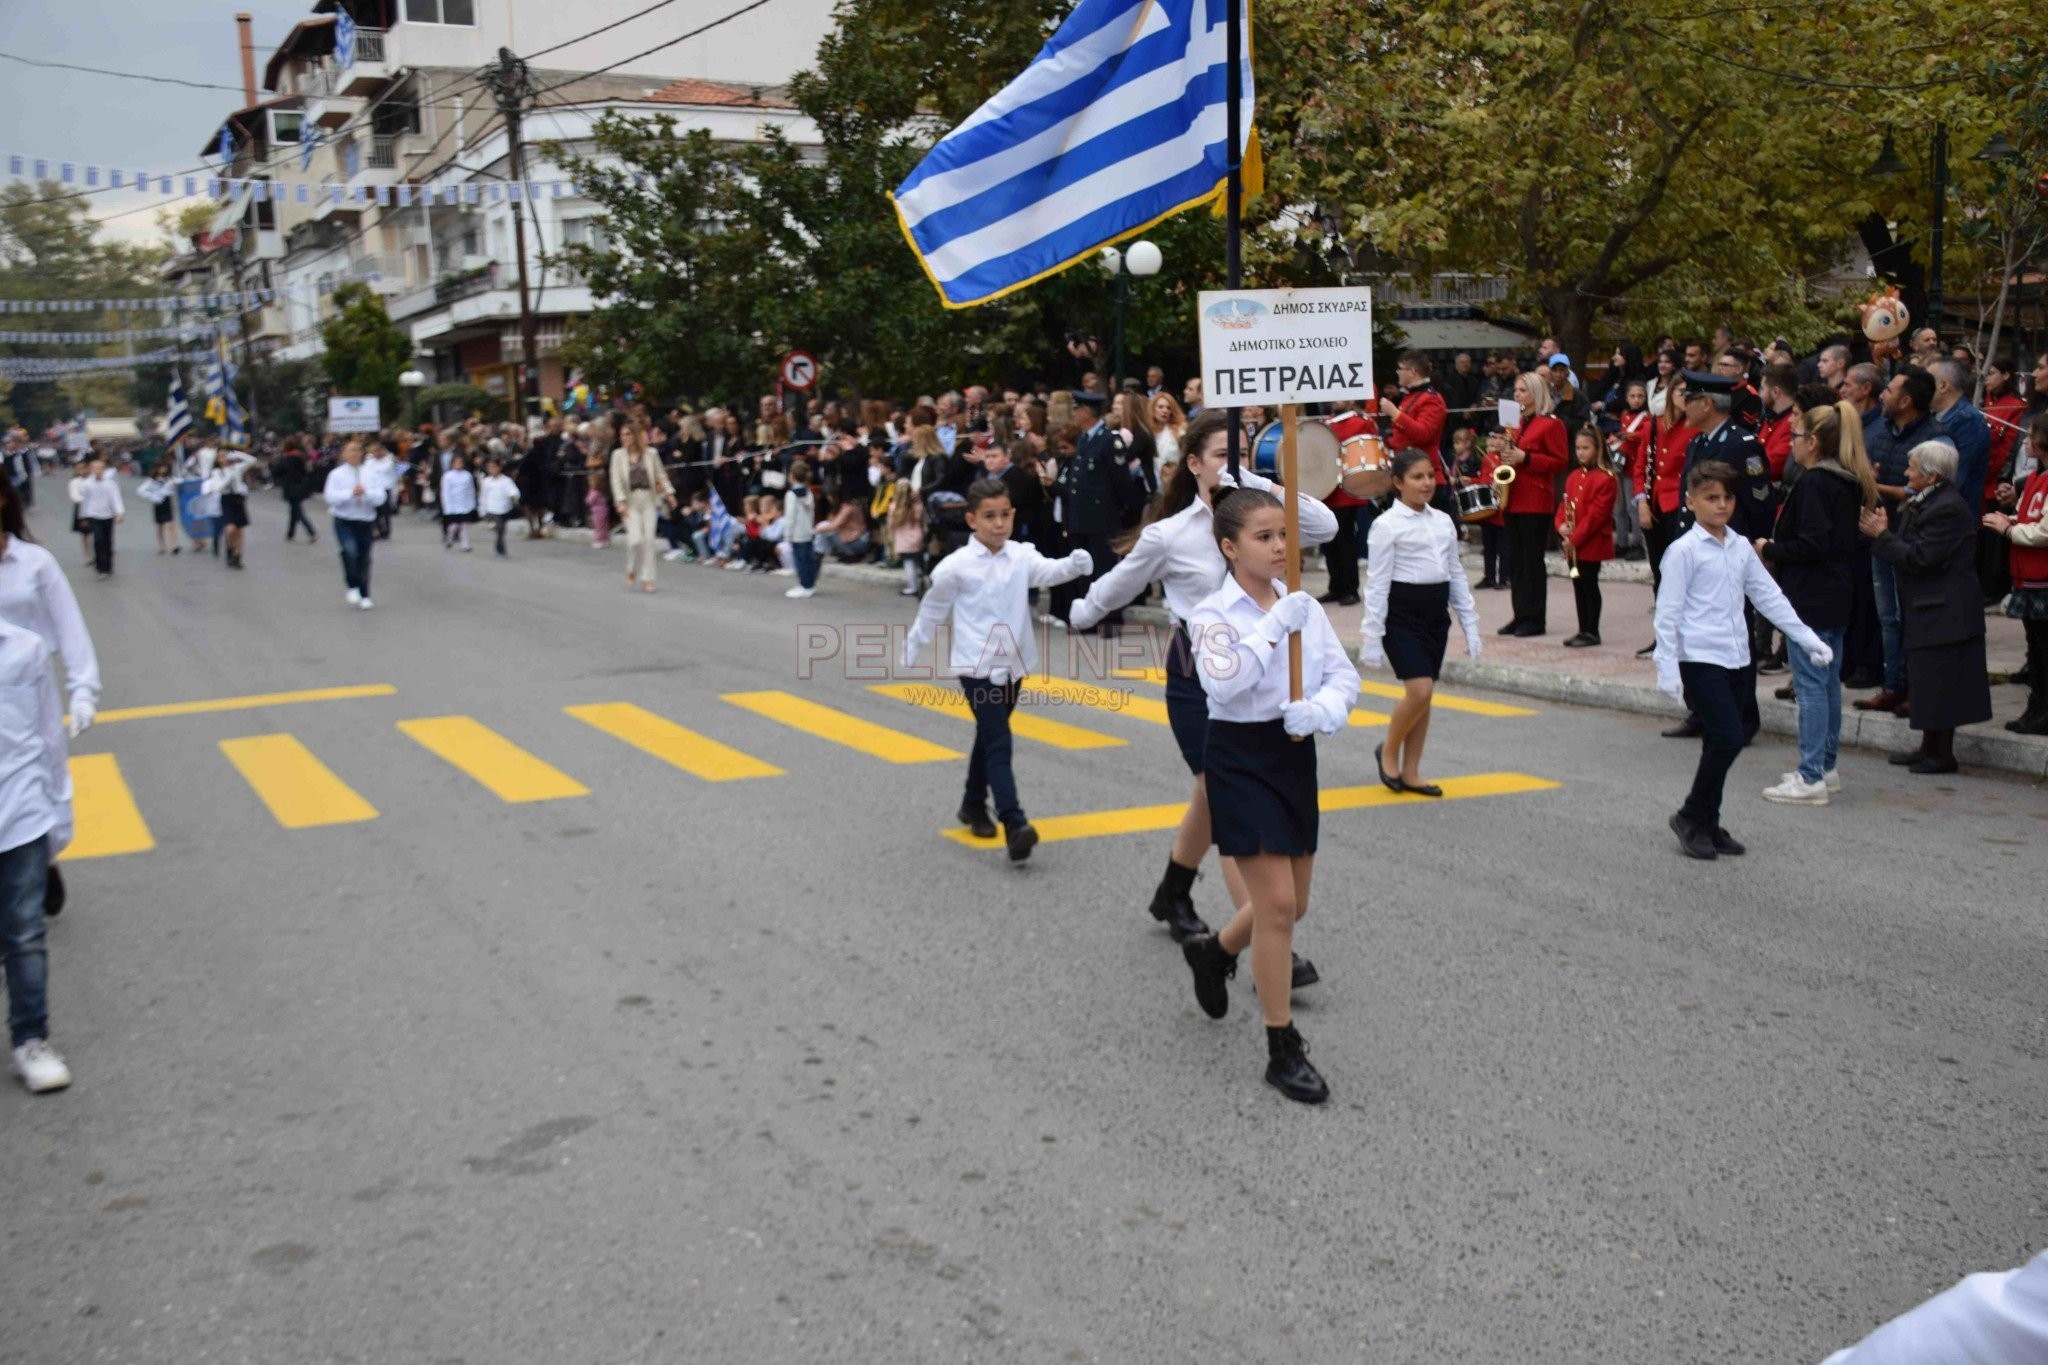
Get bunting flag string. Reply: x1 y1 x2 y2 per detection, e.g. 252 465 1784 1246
0 322 239 344
0 276 364 314
3 152 586 207
0 348 218 380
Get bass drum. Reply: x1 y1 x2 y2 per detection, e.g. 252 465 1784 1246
1251 419 1341 499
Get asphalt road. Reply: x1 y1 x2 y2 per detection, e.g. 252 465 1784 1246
5 490 2046 1364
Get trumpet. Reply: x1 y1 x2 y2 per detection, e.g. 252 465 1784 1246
1491 463 1517 493
1563 497 1579 580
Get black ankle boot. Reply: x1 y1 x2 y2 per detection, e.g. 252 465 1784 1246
956 802 996 839
1265 1024 1328 1104
1181 934 1237 1019
1147 860 1210 942
1004 819 1038 863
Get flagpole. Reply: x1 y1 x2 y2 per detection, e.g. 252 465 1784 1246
1223 0 1243 483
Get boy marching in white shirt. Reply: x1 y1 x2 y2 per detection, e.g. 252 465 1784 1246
1654 459 1831 859
1178 488 1358 1105
0 620 76 1092
902 478 1093 863
478 458 521 558
322 440 380 609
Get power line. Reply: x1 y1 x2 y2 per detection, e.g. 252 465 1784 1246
520 0 687 61
527 0 781 101
0 51 246 92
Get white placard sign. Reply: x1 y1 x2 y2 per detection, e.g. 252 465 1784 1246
328 395 382 433
1198 286 1374 408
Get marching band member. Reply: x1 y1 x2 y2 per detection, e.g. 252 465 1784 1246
1177 488 1357 1103
1493 372 1570 637
902 478 1094 864
1359 450 1481 797
1070 410 1336 980
1556 426 1619 647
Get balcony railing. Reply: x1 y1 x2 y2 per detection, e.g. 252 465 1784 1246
367 133 399 169
351 28 386 65
306 30 385 96
435 263 497 304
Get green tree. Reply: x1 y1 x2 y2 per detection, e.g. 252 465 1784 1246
319 283 409 419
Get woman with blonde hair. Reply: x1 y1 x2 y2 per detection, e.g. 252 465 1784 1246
1757 401 1877 803
610 422 674 591
1492 371 1569 636
1150 391 1188 471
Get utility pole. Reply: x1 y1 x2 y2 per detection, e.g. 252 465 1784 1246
485 47 541 424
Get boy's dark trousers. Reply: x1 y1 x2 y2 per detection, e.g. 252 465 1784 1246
1572 561 1602 636
285 497 317 541
1678 661 1748 828
87 517 114 574
1324 505 1360 597
960 676 1024 828
1480 522 1508 584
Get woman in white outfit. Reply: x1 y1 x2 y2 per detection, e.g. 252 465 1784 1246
610 423 673 593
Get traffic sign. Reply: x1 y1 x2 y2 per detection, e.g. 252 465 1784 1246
780 350 818 391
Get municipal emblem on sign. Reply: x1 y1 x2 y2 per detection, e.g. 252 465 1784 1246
780 350 817 391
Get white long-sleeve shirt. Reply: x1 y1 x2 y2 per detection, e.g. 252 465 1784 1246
322 464 380 522
478 473 521 517
0 623 72 857
363 453 398 503
1075 470 1338 623
74 472 124 520
1822 1249 2048 1364
439 469 478 516
1653 522 1821 692
204 452 254 497
1360 499 1480 646
904 538 1089 683
0 536 100 711
137 477 176 506
1187 576 1359 726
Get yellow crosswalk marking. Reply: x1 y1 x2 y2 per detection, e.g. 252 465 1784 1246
1102 669 1389 727
943 772 1559 849
1017 675 1173 725
1356 679 1537 717
867 683 1126 750
97 684 396 725
61 753 155 860
219 735 378 829
397 717 589 803
721 690 960 763
566 702 783 781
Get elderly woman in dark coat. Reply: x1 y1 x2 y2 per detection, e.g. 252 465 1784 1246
1860 439 1993 774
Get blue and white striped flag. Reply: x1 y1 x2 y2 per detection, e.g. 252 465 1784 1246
165 368 192 444
334 5 358 69
707 488 736 557
891 0 1256 308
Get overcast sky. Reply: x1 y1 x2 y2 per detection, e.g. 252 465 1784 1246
0 0 313 247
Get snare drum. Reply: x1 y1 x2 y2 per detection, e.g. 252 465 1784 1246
1456 482 1502 523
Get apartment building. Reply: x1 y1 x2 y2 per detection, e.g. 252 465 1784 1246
192 0 828 411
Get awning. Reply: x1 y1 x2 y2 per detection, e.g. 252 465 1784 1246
1391 318 1538 351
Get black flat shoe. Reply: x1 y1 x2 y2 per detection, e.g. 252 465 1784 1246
1264 1024 1329 1104
1182 934 1237 1019
1148 885 1210 943
1635 642 1658 658
1669 812 1717 860
1774 684 1794 701
1004 821 1039 863
1661 718 1703 739
1907 756 1959 775
1290 953 1319 990
1404 780 1444 798
1563 633 1595 648
1374 743 1404 793
1511 624 1546 638
1710 827 1746 856
1887 749 1927 767
957 802 996 839
1496 619 1522 636
1317 591 1360 606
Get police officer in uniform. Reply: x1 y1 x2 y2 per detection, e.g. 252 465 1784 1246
1661 369 1776 741
1054 390 1141 628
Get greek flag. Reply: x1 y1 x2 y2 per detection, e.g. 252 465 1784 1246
334 6 357 69
203 344 248 447
891 0 1256 308
707 488 736 557
164 368 191 444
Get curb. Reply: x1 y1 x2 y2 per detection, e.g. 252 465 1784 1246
1437 659 2048 782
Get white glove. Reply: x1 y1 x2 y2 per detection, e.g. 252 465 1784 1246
1310 694 1349 735
1358 640 1386 670
1067 548 1094 576
1806 639 1834 669
1464 629 1483 659
1068 598 1104 631
1252 590 1317 646
1281 699 1319 737
67 695 93 738
1214 466 1239 490
1222 466 1273 493
1657 669 1684 702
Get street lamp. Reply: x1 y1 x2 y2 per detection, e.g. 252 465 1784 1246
1099 239 1162 397
1973 132 2020 164
399 366 426 425
1866 127 1950 338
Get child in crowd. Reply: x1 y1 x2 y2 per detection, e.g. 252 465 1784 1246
1179 488 1358 1105
0 619 76 1093
584 447 611 547
1450 424 1481 482
683 492 712 562
751 494 787 572
901 477 1093 863
66 467 90 565
736 495 763 572
439 451 477 552
479 456 521 557
1473 432 1510 590
1654 461 1831 860
138 460 180 555
888 476 924 596
1557 425 1619 647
